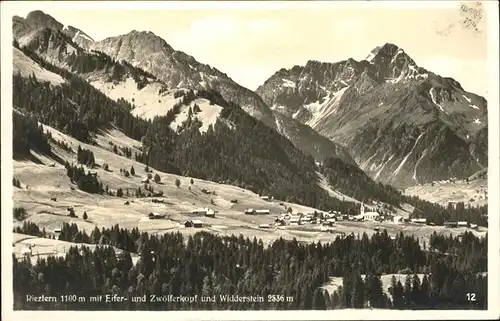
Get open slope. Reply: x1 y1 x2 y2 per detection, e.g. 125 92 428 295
13 123 486 247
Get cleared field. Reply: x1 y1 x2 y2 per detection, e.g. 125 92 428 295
322 274 427 297
404 179 487 207
12 233 140 266
12 124 487 248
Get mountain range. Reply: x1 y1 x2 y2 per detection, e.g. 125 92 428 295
12 10 488 191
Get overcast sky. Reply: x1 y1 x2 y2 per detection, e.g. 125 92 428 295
6 1 491 96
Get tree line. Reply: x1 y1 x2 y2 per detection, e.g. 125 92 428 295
13 221 487 310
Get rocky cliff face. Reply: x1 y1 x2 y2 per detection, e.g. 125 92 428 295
256 43 488 187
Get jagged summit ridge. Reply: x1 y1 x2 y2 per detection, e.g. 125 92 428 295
256 43 488 188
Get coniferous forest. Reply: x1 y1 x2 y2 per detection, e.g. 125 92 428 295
12 45 488 226
11 33 490 312
13 222 487 310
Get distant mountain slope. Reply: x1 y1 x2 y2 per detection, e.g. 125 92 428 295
256 43 488 187
12 10 357 166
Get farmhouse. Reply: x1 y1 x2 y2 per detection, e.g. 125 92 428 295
184 220 194 228
141 177 149 183
258 224 271 229
148 212 166 219
205 208 216 218
192 220 203 228
457 221 469 227
444 222 458 228
470 223 478 229
260 196 270 201
411 218 427 224
255 209 270 215
289 216 301 224
244 209 255 215
53 228 62 234
191 208 207 215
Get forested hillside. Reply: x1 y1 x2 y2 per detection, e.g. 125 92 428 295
13 222 487 310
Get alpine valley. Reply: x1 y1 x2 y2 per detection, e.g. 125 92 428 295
9 9 489 312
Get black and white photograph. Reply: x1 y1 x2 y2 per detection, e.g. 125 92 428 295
1 1 499 320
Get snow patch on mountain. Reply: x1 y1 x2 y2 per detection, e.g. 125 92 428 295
393 132 425 178
429 88 444 112
462 95 472 103
470 104 480 110
375 154 395 180
474 118 482 125
306 87 349 128
170 98 223 133
89 77 179 120
13 47 65 85
281 78 296 88
413 149 427 181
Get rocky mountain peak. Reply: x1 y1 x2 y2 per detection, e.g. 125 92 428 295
25 10 63 31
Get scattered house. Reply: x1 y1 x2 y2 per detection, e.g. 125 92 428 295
124 201 130 205
393 215 403 224
244 209 255 215
289 216 301 224
151 199 164 203
149 212 166 219
320 226 331 232
192 220 203 228
48 163 56 167
470 223 478 229
152 191 164 197
374 227 380 232
50 197 57 202
279 202 284 206
457 221 469 227
258 224 271 229
205 208 216 218
411 218 427 224
191 208 207 215
260 196 270 201
275 219 286 226
444 221 458 228
255 209 270 215
348 215 355 221
230 199 238 204
184 220 194 228
53 228 62 234
323 220 335 227
141 177 150 183
301 216 312 223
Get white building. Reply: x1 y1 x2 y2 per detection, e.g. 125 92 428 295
358 202 380 221
458 221 469 227
255 209 270 215
259 224 271 229
393 215 403 223
411 218 427 224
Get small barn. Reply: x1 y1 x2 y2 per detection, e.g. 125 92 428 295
470 223 478 229
444 221 458 228
244 209 255 215
192 220 203 228
191 208 207 215
149 212 166 219
260 196 270 201
411 218 427 224
184 220 194 228
457 221 469 227
141 177 150 183
205 208 216 218
255 209 270 215
258 224 270 229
